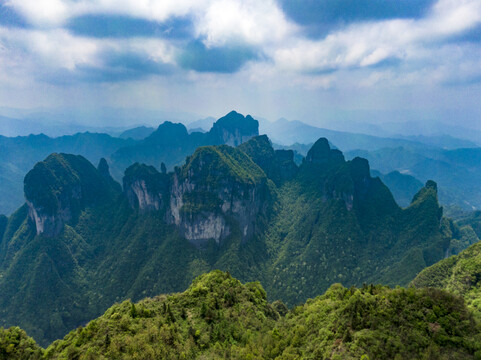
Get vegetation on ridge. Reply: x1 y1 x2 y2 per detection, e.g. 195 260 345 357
2 271 481 359
0 134 476 347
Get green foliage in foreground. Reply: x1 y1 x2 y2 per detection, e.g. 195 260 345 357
3 271 481 359
0 327 43 360
413 240 481 321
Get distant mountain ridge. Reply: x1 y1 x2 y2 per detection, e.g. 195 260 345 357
109 110 259 179
259 117 477 150
346 146 481 210
1 111 479 215
0 111 258 215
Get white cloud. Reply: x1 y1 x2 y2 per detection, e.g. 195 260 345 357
5 0 297 47
270 0 481 75
1 0 481 123
5 0 70 26
195 0 296 47
0 25 177 86
0 26 100 70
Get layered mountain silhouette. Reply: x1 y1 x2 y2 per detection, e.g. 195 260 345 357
0 123 472 346
108 110 259 179
2 111 480 217
346 146 481 210
0 111 258 216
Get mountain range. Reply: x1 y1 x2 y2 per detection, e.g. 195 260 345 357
1 111 480 216
0 112 477 347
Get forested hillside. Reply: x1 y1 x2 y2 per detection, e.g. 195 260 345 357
0 132 474 346
2 271 481 359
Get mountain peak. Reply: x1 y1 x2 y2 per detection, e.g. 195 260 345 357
350 157 371 181
97 158 111 179
306 137 345 165
238 135 298 184
425 180 438 192
24 153 117 237
209 111 259 146
144 121 189 145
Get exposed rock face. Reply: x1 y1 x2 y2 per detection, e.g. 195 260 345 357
26 199 75 237
168 146 270 245
123 145 271 246
123 163 170 212
24 153 113 237
177 212 230 246
210 111 259 146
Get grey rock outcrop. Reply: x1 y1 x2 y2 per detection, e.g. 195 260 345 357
123 145 271 246
123 163 170 212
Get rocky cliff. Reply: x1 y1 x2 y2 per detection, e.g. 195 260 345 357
122 144 272 246
123 163 170 212
169 146 271 245
24 153 118 237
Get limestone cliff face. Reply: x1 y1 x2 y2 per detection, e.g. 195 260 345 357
168 146 270 245
123 145 271 246
123 163 170 212
26 190 79 237
24 153 115 237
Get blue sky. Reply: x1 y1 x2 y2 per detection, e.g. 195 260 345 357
0 0 480 128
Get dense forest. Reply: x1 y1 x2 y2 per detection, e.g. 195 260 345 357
0 113 479 354
2 270 481 359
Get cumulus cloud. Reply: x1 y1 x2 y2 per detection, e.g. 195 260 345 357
0 0 480 124
271 0 481 73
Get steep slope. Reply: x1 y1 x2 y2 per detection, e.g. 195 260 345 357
0 133 132 215
371 170 423 207
0 154 123 344
24 153 119 237
168 145 272 245
412 238 481 320
4 271 481 359
0 136 462 346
